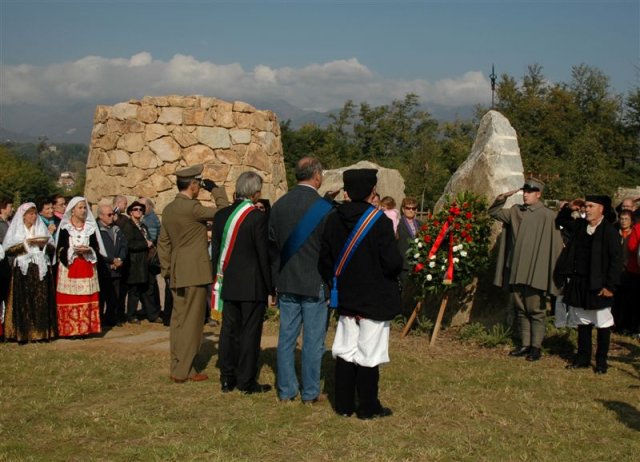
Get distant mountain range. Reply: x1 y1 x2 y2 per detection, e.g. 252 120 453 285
0 98 476 145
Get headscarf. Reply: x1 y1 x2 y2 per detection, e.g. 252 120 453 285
55 196 106 262
2 202 54 280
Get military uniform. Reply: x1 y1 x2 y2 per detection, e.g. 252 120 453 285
157 164 228 381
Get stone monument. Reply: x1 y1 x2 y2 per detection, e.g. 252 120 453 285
84 95 287 214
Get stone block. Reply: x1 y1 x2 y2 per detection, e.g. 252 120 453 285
144 124 169 142
172 126 199 147
94 106 111 123
233 101 256 113
142 96 169 107
94 133 120 151
137 105 159 124
111 102 138 120
196 127 231 149
168 95 199 107
105 119 126 134
203 163 231 183
124 119 145 134
121 168 149 188
183 144 214 165
150 174 173 192
230 129 252 145
117 133 145 153
109 149 130 166
149 136 182 163
131 150 159 169
157 107 183 125
215 149 241 165
183 108 207 125
245 143 271 172
91 123 107 138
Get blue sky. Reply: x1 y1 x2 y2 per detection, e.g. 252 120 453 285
1 0 638 113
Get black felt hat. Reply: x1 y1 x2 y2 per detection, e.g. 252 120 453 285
343 169 377 201
585 195 611 210
127 200 146 215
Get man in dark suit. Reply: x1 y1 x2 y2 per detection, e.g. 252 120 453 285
269 157 332 403
212 171 272 394
157 164 228 383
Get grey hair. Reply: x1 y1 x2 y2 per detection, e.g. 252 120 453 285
295 157 323 182
143 197 155 212
235 171 263 199
113 195 127 208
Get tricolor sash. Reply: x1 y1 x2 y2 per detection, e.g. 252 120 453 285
330 206 383 309
211 199 255 313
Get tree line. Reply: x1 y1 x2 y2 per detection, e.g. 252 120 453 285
281 63 640 208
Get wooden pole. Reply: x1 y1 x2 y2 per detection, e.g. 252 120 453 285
400 300 422 338
429 293 449 346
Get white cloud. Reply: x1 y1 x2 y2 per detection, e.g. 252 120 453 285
0 52 491 110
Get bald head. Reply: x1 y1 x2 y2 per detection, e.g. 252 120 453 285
295 157 323 189
621 198 637 212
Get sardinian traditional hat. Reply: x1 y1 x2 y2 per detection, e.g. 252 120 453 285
585 195 611 209
343 169 378 201
175 164 204 181
522 177 545 192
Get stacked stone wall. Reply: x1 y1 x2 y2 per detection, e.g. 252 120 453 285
84 95 287 214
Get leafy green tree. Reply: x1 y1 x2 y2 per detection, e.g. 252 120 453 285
0 147 59 203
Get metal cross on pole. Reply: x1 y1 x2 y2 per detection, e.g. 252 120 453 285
490 64 497 109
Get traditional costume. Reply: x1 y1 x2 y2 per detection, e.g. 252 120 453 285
2 203 57 342
557 196 622 373
319 169 403 419
55 197 106 337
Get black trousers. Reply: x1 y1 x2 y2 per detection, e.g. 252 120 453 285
334 357 382 417
218 300 266 389
98 276 123 326
126 282 160 321
576 324 611 368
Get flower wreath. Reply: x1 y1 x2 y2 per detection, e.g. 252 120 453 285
408 191 492 296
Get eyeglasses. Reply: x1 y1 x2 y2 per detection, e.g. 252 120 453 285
404 206 417 211
104 213 114 217
131 207 143 212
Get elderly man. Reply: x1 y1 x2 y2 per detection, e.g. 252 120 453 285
490 178 563 361
212 172 272 394
157 164 228 383
557 196 621 374
319 169 403 419
269 157 335 403
97 203 128 327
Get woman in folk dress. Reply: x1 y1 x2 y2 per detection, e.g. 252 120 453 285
2 202 57 342
55 197 106 337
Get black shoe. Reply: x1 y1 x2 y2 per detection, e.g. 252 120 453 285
239 383 272 395
526 347 541 362
150 317 164 324
221 379 236 393
357 406 393 420
594 365 608 375
337 411 353 418
509 346 530 357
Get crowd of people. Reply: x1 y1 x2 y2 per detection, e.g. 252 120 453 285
1 162 639 418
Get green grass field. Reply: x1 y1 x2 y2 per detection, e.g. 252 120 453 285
1 322 638 461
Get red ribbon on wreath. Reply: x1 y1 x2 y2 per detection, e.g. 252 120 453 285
426 207 458 284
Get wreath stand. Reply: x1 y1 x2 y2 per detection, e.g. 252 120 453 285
400 290 450 346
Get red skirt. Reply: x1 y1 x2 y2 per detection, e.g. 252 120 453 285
56 257 101 337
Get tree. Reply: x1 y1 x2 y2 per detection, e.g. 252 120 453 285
0 147 59 203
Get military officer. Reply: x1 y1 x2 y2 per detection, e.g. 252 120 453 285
157 164 228 383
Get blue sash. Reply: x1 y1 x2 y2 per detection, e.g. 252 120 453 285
280 198 333 270
330 206 383 309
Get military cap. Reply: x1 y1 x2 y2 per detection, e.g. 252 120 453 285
343 168 378 201
175 164 204 181
522 177 545 192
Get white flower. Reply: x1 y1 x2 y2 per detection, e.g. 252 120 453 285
429 255 436 261
453 257 459 263
441 265 445 270
413 253 420 259
442 257 448 262
453 245 462 252
426 274 433 281
417 243 423 248
414 238 419 243
429 261 436 268
460 250 468 257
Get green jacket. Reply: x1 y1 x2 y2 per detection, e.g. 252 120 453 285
158 188 228 289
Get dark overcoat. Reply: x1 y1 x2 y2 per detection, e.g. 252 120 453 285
319 201 403 321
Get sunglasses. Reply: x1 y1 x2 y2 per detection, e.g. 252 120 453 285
104 213 114 217
131 207 143 212
404 206 417 211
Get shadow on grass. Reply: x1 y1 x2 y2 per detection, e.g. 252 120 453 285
597 400 640 431
542 329 576 362
259 347 336 407
193 336 218 373
609 338 640 382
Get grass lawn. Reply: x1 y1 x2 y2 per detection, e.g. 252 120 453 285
0 321 638 461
